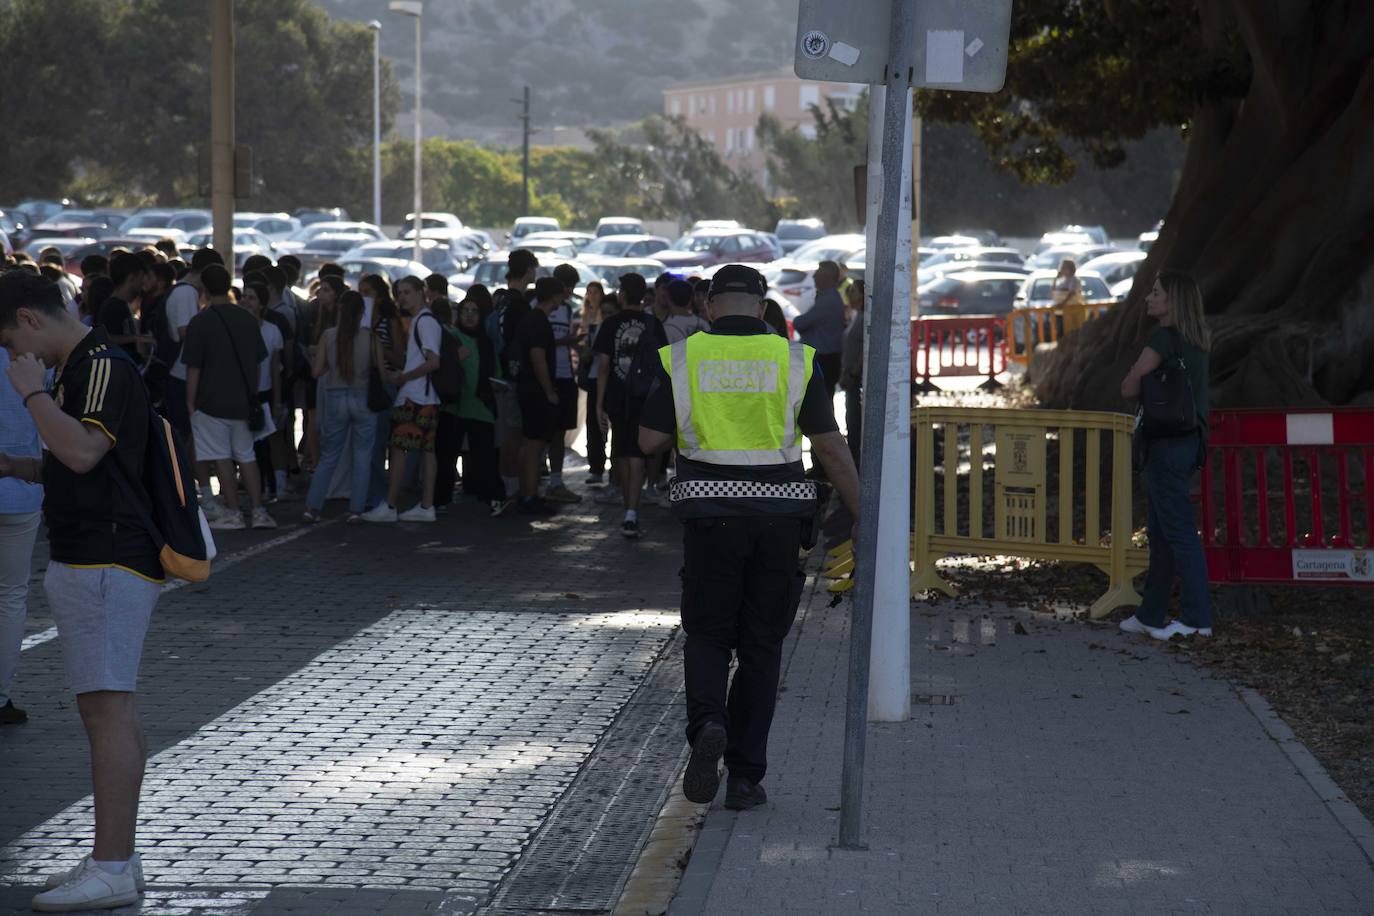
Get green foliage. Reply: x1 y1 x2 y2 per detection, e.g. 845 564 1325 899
758 94 871 231
0 0 400 208
916 0 1247 185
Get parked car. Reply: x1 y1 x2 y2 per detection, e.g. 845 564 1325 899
916 270 1026 317
294 207 351 226
234 212 302 244
656 229 777 270
404 211 465 231
595 216 644 238
126 227 188 245
950 228 1003 246
1138 220 1162 251
579 255 669 289
926 234 983 250
25 237 97 260
342 239 466 277
1060 224 1110 245
1078 250 1147 289
508 216 559 243
522 230 596 252
185 229 277 272
275 221 386 256
578 234 671 259
65 238 164 276
295 232 379 273
517 238 580 261
774 218 828 255
689 219 741 232
340 257 432 289
1014 269 1115 310
764 233 867 312
460 252 597 299
922 247 1025 272
1028 243 1122 271
921 259 1032 283
16 199 73 225
0 208 31 248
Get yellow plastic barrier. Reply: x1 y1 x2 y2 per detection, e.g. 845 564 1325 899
1004 302 1114 366
909 406 1148 618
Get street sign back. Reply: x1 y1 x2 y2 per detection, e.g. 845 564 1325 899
794 0 1012 92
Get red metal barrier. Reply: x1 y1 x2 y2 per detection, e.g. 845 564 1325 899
909 316 1007 393
1201 408 1374 585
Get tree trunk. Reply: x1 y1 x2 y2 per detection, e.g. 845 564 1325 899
1036 0 1374 411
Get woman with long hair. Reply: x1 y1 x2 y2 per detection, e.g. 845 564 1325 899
303 290 380 523
450 295 505 509
303 275 345 473
578 281 608 484
359 273 404 509
241 281 284 503
1119 269 1213 640
1051 258 1084 306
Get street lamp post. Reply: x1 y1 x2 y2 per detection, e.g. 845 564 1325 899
389 1 423 262
368 20 381 229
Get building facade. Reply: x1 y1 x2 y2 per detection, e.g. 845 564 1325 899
662 69 864 186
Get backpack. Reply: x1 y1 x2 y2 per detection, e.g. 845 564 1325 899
623 313 667 402
415 312 464 404
95 349 215 582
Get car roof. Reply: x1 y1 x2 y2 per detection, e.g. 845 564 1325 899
596 216 641 223
938 270 1032 282
1081 250 1146 264
592 234 666 243
514 216 558 224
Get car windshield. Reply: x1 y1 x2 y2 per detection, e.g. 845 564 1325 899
474 260 507 286
581 239 631 256
673 235 722 252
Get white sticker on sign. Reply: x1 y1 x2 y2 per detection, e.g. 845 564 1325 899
966 37 985 57
926 30 965 84
1291 549 1373 582
829 41 860 66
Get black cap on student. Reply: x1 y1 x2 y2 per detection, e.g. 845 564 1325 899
707 264 767 299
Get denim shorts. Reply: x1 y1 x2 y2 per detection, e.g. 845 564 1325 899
44 563 161 694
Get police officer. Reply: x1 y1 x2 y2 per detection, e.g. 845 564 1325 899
638 264 860 810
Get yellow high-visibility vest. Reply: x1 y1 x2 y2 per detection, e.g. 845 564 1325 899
659 332 815 466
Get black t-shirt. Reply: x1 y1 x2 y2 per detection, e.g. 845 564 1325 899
515 307 556 393
43 330 163 582
97 295 140 361
592 308 663 413
639 316 839 484
181 303 269 420
495 287 532 379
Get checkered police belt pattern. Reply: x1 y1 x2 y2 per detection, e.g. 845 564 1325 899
670 479 818 502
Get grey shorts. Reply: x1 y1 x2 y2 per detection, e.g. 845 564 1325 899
494 384 522 441
44 563 160 694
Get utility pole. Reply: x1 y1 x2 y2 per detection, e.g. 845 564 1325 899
210 0 234 269
518 85 532 216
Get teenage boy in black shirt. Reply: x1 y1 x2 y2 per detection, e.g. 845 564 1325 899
97 252 154 362
0 270 160 910
514 277 563 513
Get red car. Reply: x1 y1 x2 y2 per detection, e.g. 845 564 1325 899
654 229 777 270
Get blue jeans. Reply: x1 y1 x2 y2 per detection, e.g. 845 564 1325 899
1137 433 1211 628
306 388 377 514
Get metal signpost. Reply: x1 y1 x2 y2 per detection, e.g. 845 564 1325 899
795 0 1012 851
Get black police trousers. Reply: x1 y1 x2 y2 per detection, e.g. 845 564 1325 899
680 515 806 784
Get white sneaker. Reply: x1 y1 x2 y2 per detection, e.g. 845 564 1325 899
209 512 245 531
1118 615 1159 637
398 504 436 522
360 503 398 523
199 496 225 520
251 507 278 530
45 853 144 892
32 856 140 911
1151 620 1213 641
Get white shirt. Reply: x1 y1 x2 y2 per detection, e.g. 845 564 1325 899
549 302 573 380
166 282 202 380
395 309 442 407
664 313 710 344
258 321 283 393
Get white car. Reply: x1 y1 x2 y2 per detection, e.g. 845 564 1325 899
1028 243 1123 271
522 230 596 252
509 216 559 243
342 239 466 276
578 235 671 259
1079 250 1147 289
517 238 580 261
126 227 188 244
1014 269 1116 311
579 255 669 289
764 233 866 312
275 221 386 255
404 211 464 231
926 234 983 250
690 219 741 232
595 216 644 237
234 212 302 243
340 257 432 289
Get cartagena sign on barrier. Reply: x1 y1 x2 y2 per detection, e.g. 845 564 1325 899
1292 549 1374 582
911 406 1148 618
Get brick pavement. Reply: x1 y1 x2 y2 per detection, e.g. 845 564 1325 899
0 486 685 915
673 566 1374 916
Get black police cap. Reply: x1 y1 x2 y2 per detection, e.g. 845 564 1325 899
707 264 767 300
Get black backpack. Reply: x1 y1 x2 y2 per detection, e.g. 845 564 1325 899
1138 327 1198 437
623 313 667 401
415 312 464 404
93 349 212 582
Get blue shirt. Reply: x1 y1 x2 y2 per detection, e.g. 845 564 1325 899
0 350 43 514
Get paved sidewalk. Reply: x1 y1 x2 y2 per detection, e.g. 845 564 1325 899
672 569 1374 915
0 484 685 916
